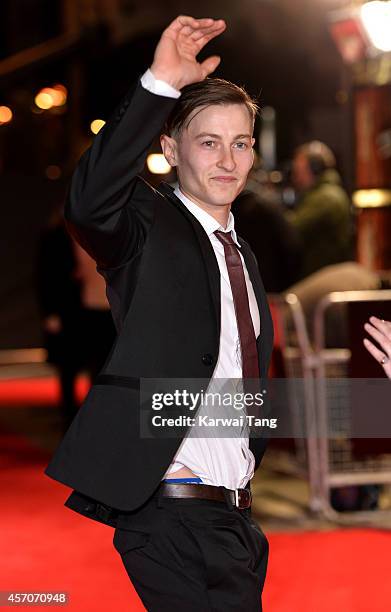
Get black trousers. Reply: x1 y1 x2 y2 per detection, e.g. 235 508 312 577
112 486 269 611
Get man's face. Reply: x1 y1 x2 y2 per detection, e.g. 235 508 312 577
292 152 314 192
161 104 255 209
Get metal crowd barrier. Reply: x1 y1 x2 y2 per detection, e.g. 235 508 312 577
270 289 391 522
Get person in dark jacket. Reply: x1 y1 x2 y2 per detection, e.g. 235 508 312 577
287 141 353 279
233 169 301 292
44 16 274 611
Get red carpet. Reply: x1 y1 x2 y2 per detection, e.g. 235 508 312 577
0 376 90 406
1 431 391 610
264 529 391 611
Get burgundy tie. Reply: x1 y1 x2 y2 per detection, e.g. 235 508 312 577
214 230 260 383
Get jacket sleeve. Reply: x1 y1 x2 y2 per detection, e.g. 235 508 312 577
64 78 178 269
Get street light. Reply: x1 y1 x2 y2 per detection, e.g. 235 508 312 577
361 1 391 52
90 119 106 134
146 154 171 175
0 106 13 125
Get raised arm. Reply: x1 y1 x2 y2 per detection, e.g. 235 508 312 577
65 15 226 269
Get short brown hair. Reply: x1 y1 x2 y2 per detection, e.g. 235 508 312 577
163 77 259 138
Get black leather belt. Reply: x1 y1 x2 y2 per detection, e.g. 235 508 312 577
160 483 252 509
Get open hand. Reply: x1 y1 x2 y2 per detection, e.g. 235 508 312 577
363 316 391 378
150 16 226 90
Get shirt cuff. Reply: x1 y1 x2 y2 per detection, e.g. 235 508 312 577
140 68 181 99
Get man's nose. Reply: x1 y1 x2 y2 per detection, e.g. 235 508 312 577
216 146 236 172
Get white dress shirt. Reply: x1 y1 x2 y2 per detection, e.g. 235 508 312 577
140 70 260 490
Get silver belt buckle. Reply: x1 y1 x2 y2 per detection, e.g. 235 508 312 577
234 488 252 509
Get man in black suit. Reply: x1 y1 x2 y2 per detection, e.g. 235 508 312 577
45 15 274 611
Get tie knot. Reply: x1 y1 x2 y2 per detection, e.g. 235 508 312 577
214 230 236 247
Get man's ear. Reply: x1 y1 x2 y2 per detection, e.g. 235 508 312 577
160 134 178 167
250 140 256 166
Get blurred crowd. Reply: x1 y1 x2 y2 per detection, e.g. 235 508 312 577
235 139 355 291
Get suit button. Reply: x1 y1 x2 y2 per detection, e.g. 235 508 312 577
84 502 96 514
202 353 214 366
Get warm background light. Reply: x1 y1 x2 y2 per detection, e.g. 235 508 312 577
45 165 62 180
34 85 68 110
361 1 391 52
0 106 13 125
270 170 283 184
353 188 391 208
49 84 67 107
35 91 53 110
146 153 171 174
90 119 106 134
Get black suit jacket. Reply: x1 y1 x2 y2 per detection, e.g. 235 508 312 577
44 79 274 527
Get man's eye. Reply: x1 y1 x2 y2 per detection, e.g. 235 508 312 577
234 142 247 149
202 141 215 147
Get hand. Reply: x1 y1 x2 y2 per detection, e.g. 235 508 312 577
363 316 391 378
150 15 226 90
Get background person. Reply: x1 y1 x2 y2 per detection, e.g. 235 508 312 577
233 165 301 292
36 205 116 432
36 206 84 431
287 140 353 279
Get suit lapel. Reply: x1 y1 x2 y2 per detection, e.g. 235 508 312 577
157 182 221 333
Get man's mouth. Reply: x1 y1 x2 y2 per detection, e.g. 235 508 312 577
211 176 237 183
